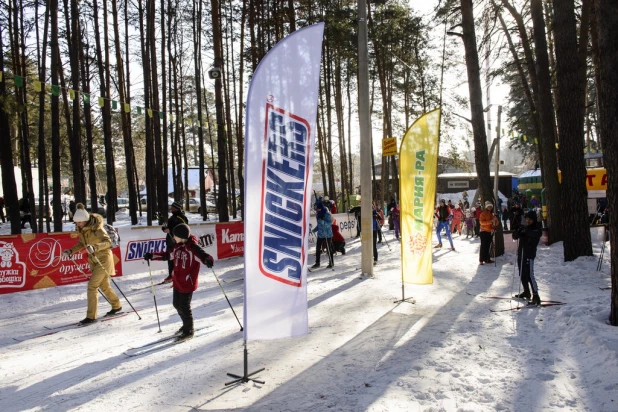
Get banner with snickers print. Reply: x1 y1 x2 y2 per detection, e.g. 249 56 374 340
243 23 324 340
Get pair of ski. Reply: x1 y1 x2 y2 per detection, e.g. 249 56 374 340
14 311 137 342
480 296 566 312
124 326 212 357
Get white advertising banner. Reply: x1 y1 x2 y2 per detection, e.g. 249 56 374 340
244 23 325 340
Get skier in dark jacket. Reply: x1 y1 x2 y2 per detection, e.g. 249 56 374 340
145 224 214 341
509 203 524 231
161 201 188 283
434 199 454 250
512 210 542 305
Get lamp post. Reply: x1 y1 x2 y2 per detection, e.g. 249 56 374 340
493 105 502 204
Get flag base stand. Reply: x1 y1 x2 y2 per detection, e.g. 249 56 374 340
225 340 265 386
393 284 415 304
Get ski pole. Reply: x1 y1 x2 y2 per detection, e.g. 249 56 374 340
147 261 162 332
69 257 110 304
210 267 243 331
92 254 142 320
380 224 391 251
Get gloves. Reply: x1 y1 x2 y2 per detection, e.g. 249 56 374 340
161 224 168 233
63 249 72 258
85 245 95 254
144 252 153 261
204 255 214 268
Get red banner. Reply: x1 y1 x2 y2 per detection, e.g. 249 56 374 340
0 232 122 295
216 222 244 260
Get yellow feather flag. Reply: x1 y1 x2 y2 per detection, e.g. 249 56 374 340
147 109 153 118
124 103 131 113
68 89 76 100
98 97 105 107
400 108 441 285
34 81 42 92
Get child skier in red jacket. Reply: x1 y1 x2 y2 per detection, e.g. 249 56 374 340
144 224 214 341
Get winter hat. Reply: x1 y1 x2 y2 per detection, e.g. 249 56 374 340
173 223 191 240
440 199 446 204
171 201 183 211
485 201 493 208
73 203 90 222
525 210 537 221
323 196 329 202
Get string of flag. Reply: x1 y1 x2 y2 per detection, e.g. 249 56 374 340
488 122 558 149
1 72 229 130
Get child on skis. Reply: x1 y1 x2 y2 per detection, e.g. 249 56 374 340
464 210 475 239
144 224 214 341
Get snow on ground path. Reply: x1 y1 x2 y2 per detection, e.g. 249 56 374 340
0 229 616 411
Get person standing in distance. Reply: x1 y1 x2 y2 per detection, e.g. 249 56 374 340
63 203 122 325
478 201 499 265
161 201 188 283
145 224 214 341
311 201 334 269
434 199 455 250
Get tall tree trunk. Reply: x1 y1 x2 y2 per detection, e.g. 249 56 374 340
79 29 98 216
460 0 502 254
0 25 21 234
138 0 155 225
112 0 138 225
67 0 84 204
194 0 207 221
50 0 62 232
223 4 237 218
13 0 38 232
236 0 247 220
36 2 50 231
530 0 563 244
593 0 618 325
553 0 593 260
211 0 230 221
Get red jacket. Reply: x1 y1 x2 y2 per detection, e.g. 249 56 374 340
152 234 213 293
331 223 345 243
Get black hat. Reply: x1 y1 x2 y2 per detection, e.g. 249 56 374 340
173 223 191 239
171 201 183 211
525 210 537 221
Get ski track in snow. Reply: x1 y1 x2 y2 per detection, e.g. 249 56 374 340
0 226 616 411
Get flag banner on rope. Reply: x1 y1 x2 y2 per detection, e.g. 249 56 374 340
124 103 130 113
243 22 324 341
400 108 441 285
98 97 105 107
14 75 23 87
51 85 60 97
82 93 90 105
69 89 76 100
34 81 42 92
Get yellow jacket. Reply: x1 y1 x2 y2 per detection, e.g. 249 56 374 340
69 214 114 270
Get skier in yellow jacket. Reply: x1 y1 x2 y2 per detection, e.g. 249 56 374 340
63 203 122 325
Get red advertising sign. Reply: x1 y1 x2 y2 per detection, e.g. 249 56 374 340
216 222 244 260
0 232 122 295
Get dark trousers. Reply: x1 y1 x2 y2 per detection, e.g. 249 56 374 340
519 257 538 294
173 289 194 333
332 241 345 254
0 207 5 223
502 218 509 231
355 216 361 237
21 214 31 228
377 225 383 242
479 231 493 263
474 219 480 236
315 237 334 265
373 230 378 261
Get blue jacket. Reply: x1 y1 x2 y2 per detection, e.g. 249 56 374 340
313 208 333 238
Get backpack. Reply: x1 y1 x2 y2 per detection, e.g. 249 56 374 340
103 223 121 249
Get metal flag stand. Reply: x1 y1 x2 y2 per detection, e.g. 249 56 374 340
225 340 265 386
394 279 416 304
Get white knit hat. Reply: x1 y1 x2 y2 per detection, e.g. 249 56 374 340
73 203 90 222
485 201 493 208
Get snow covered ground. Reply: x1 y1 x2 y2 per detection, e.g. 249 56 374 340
0 228 616 411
